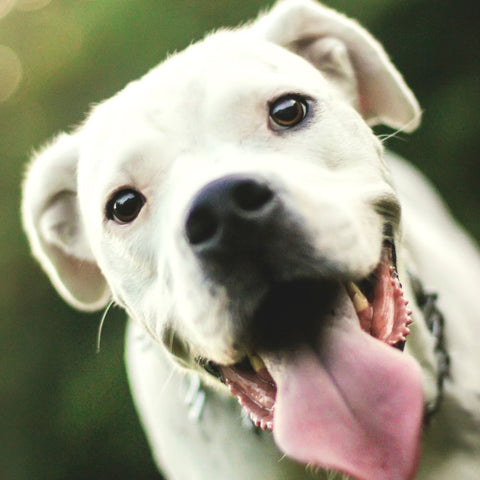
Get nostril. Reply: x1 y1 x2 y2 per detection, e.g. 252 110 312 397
231 179 274 212
185 206 218 246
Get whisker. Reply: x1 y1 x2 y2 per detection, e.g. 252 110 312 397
159 366 175 396
378 130 405 144
277 453 287 463
96 300 115 353
378 114 422 145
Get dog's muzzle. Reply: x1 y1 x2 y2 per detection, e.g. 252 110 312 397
182 173 424 480
184 174 328 301
183 174 412 352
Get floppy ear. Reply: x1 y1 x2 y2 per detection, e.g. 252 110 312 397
22 133 110 311
250 0 421 131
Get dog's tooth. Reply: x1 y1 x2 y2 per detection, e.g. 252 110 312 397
347 282 369 313
260 420 270 431
249 354 266 373
250 413 261 428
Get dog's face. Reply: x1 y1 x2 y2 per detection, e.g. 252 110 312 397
77 32 396 364
22 1 426 479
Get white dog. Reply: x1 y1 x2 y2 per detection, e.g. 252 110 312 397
21 1 480 479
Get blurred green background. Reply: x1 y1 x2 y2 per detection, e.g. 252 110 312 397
1 0 478 479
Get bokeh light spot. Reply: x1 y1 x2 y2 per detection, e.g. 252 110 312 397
0 0 16 19
0 45 23 102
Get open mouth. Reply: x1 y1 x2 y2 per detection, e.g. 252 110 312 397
196 240 423 480
197 241 413 430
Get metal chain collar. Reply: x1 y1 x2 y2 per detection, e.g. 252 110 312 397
409 272 451 424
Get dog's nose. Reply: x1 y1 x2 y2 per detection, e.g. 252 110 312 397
185 175 276 252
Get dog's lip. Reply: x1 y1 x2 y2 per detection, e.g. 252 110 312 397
197 241 414 430
219 358 276 430
348 241 413 348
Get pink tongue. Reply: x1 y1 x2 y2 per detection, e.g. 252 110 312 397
263 289 423 480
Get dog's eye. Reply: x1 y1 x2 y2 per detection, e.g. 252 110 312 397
269 95 308 130
106 189 145 224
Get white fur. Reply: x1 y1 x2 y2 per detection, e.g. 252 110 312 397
22 1 480 478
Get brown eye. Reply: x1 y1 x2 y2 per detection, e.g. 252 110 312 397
269 95 308 129
106 189 145 224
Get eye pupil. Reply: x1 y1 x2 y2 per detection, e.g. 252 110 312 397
107 189 145 223
269 95 308 129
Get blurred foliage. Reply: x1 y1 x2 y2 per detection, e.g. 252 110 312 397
0 0 478 479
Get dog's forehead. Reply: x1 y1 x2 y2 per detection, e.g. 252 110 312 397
79 31 333 179
147 31 327 95
90 31 329 130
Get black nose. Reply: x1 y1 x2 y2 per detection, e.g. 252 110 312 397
185 175 276 253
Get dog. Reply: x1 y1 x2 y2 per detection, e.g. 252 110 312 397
21 0 480 478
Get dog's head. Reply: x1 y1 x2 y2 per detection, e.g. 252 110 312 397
23 1 425 479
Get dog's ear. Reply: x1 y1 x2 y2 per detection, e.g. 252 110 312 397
22 133 110 311
250 0 421 131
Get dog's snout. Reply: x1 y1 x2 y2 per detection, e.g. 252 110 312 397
185 175 275 249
